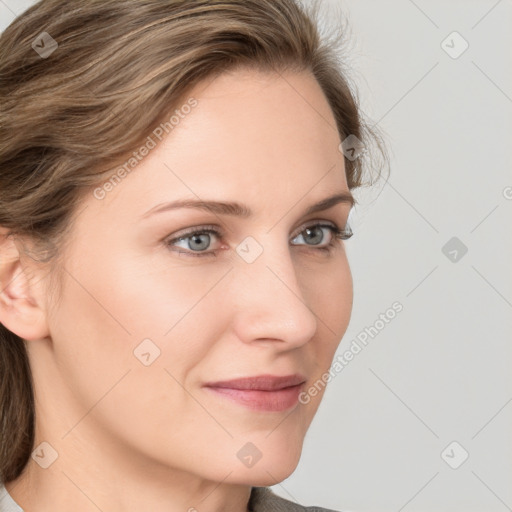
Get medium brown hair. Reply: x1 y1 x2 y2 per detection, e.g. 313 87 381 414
0 0 387 484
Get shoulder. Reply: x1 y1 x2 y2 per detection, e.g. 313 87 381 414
249 486 347 512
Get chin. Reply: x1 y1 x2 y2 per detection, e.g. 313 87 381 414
224 440 304 486
251 461 301 487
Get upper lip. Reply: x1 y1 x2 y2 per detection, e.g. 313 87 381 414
204 374 307 391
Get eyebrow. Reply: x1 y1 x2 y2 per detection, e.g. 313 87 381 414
141 192 355 220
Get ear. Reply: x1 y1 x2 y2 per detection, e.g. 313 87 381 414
0 227 51 341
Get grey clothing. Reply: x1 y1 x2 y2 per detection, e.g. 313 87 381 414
249 486 343 511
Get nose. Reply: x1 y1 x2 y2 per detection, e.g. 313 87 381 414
228 239 318 349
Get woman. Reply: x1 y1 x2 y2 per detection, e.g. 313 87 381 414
0 0 386 511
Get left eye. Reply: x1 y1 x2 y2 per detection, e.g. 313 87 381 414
164 222 351 258
292 224 338 247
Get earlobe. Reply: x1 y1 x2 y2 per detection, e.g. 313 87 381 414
0 229 51 341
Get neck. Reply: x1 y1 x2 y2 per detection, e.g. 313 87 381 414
5 427 253 512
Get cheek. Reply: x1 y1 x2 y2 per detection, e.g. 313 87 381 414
46 260 227 461
301 256 353 388
303 253 353 338
111 251 231 331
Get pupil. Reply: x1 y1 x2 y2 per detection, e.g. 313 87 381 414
190 234 209 251
305 227 323 245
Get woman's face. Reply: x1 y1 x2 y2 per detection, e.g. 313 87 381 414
31 67 354 487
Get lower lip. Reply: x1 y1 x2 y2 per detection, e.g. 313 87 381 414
204 383 304 412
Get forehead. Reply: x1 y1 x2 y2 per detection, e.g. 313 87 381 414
91 67 348 219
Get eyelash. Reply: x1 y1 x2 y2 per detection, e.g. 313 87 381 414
163 221 353 258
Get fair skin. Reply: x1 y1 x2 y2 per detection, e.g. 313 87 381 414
0 67 353 512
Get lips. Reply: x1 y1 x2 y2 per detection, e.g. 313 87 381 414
203 373 307 391
203 374 307 412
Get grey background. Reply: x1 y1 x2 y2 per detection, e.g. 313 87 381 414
1 1 511 511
